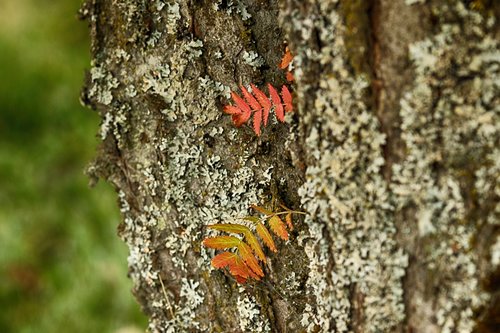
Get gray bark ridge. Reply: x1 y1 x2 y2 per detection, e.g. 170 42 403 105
81 0 500 332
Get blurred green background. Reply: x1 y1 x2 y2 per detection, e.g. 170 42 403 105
0 0 147 332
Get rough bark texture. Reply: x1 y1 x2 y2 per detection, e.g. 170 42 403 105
80 0 499 332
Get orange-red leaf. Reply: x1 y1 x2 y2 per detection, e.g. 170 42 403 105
211 251 260 283
224 105 242 115
281 85 293 113
285 213 293 231
253 110 262 136
232 109 251 127
279 46 293 69
235 275 247 284
228 256 250 279
231 91 251 114
268 215 289 241
240 85 261 111
208 224 266 262
286 71 294 82
251 84 271 126
211 251 238 269
238 242 264 277
203 236 241 249
255 221 277 252
233 255 260 280
268 84 284 122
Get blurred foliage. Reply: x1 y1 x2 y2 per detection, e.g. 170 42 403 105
0 0 146 332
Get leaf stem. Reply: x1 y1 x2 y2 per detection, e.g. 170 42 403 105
273 210 307 216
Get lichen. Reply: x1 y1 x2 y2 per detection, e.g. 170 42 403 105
242 50 265 68
84 0 499 331
84 0 290 329
286 4 407 332
236 294 271 332
391 1 498 332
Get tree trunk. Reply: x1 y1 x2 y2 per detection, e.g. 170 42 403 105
80 0 499 332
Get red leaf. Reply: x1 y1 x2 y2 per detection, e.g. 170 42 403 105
231 91 251 114
211 252 238 269
279 46 293 69
268 216 289 241
240 85 261 111
238 242 264 277
251 84 271 126
232 256 260 280
281 85 293 113
235 275 247 284
223 105 242 115
253 110 262 136
286 71 294 82
228 256 251 279
232 109 251 127
211 251 260 283
268 84 284 122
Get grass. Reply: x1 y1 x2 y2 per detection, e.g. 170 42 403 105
0 0 147 331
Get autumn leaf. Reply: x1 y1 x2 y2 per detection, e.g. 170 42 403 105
223 105 242 115
255 221 277 252
211 251 238 269
268 84 284 122
203 236 241 249
250 84 271 126
232 109 251 127
208 224 247 234
254 109 262 136
208 224 266 262
203 197 305 284
235 275 247 284
240 85 261 111
222 82 292 135
238 242 264 277
281 85 293 113
268 215 289 241
231 91 251 114
243 215 277 253
279 46 293 69
213 252 261 282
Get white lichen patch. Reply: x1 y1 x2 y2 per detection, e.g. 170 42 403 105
237 294 271 332
243 50 265 68
149 278 205 333
224 0 252 21
165 2 181 34
119 190 158 289
88 65 119 105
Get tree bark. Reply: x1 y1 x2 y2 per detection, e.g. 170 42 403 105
80 0 499 332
